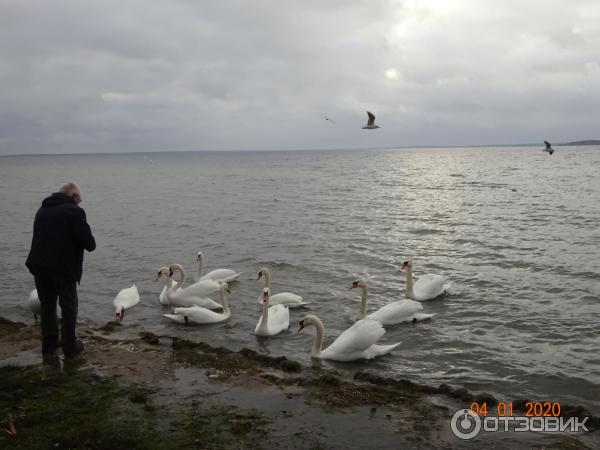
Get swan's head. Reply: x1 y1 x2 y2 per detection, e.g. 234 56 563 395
298 315 320 332
401 260 412 270
115 306 124 321
220 282 230 294
257 267 269 280
155 266 169 281
261 287 270 303
196 252 203 261
350 279 368 290
168 263 183 278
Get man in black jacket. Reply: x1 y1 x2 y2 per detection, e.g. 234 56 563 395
26 182 96 359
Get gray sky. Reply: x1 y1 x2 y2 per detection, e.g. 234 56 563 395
1 0 599 154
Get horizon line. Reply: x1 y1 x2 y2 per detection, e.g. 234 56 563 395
0 141 558 157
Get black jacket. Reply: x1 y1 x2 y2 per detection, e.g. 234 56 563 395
26 192 96 283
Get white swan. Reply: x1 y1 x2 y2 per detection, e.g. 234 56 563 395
350 279 434 325
113 284 140 320
156 266 181 305
164 282 231 324
255 287 290 336
25 289 41 323
256 267 310 308
401 259 451 301
196 252 241 283
298 315 401 362
166 263 222 309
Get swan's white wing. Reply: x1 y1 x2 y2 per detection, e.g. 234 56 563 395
113 284 140 309
256 305 290 335
168 293 221 309
323 319 385 357
363 342 402 359
200 269 240 282
172 306 229 324
368 300 423 325
256 292 305 306
413 274 447 301
268 304 290 333
163 314 187 323
177 278 220 298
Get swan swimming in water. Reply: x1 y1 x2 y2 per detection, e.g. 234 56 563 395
113 284 140 320
195 251 241 283
158 265 221 309
401 259 451 301
164 282 231 324
166 263 222 309
298 315 401 362
255 287 290 336
156 266 180 306
350 279 435 325
256 267 309 308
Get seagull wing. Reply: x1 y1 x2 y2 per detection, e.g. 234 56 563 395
544 141 551 149
366 111 376 126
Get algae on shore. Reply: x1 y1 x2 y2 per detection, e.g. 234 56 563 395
0 364 271 450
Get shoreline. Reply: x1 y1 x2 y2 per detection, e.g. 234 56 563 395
1 316 598 449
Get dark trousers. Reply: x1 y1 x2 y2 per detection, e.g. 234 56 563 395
33 270 78 356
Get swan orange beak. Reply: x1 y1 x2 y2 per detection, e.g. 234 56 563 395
297 322 305 332
401 261 409 269
350 281 359 290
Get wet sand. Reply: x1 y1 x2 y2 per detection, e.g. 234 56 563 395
0 317 598 449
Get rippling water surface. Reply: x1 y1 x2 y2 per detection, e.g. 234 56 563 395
1 146 599 413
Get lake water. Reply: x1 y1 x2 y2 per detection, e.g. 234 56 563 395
1 146 599 413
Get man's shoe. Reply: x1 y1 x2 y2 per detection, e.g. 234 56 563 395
64 341 85 359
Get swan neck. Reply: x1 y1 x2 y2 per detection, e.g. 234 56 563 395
263 269 272 288
405 266 414 299
174 264 186 286
359 286 368 319
220 288 229 314
197 257 203 279
311 318 324 356
258 297 269 331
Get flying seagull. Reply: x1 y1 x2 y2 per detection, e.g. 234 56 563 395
324 116 335 124
362 111 380 129
543 141 555 155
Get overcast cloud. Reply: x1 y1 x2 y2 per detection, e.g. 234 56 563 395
1 0 599 154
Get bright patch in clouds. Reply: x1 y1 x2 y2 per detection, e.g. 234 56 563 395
385 68 399 80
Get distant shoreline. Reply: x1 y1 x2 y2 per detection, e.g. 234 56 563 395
563 140 600 146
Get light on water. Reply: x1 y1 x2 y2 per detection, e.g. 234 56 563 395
1 146 599 413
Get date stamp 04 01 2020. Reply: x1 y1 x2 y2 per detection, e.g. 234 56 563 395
450 401 591 440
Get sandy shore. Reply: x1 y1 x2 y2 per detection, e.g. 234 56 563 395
0 317 598 449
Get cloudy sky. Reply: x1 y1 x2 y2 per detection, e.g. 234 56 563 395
1 0 599 154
